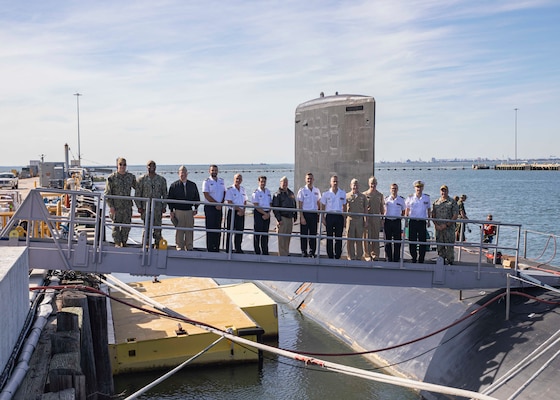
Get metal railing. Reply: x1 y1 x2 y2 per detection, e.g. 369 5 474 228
1 188 523 275
522 229 560 266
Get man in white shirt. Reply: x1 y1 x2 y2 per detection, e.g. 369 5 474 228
251 176 272 255
321 175 347 259
405 180 431 263
225 173 247 253
202 165 226 252
384 183 406 262
296 172 321 258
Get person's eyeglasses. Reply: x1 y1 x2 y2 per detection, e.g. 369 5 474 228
119 163 126 166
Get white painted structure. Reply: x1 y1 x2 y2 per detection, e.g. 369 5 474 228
0 248 28 375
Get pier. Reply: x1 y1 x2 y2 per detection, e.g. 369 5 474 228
495 163 560 170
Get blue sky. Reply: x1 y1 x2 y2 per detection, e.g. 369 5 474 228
1 1 559 166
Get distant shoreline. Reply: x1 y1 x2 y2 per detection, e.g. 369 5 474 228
2 158 560 170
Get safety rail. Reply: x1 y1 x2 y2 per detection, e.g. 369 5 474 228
522 229 560 266
0 188 523 272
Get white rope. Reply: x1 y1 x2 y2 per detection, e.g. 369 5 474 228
104 276 497 400
506 348 560 400
481 327 560 395
124 336 227 399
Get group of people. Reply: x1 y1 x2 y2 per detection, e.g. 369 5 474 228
272 173 388 261
104 158 201 249
414 182 496 265
104 159 496 263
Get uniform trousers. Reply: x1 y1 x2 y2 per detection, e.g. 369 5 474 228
346 217 364 260
204 205 222 252
277 216 293 256
408 219 427 263
300 212 318 256
226 209 245 253
253 211 270 255
111 204 132 246
140 204 164 246
325 213 344 259
364 215 382 258
175 209 194 250
384 218 402 262
436 226 456 263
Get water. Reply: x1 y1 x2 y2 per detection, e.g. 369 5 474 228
108 162 559 399
114 293 420 399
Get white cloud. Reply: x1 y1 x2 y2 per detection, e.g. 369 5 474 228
0 0 558 166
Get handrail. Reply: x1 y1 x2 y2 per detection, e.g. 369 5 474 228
522 229 559 265
1 188 525 274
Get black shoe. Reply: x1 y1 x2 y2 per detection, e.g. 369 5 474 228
235 250 244 254
302 251 308 257
308 252 316 258
411 259 417 263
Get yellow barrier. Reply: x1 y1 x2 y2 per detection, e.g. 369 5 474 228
0 211 14 229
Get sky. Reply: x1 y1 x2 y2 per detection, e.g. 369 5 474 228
1 0 559 166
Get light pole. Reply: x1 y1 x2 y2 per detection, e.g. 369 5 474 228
514 108 518 164
74 93 82 166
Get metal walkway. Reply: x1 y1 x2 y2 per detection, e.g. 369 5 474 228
2 188 559 290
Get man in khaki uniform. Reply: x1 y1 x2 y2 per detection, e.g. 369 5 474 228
345 179 367 260
363 176 385 260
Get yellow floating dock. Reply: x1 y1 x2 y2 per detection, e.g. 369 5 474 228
108 277 278 374
221 282 278 339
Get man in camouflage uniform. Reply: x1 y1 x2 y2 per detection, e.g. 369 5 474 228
432 184 459 264
135 160 168 248
455 194 468 242
105 157 137 247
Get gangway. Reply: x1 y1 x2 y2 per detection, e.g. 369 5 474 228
1 188 560 290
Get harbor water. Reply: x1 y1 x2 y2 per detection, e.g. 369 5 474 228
105 162 559 398
114 289 421 399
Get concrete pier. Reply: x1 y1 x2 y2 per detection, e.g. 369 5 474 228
0 247 29 375
495 163 560 170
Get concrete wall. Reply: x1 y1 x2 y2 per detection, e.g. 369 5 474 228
0 247 29 374
294 94 375 193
